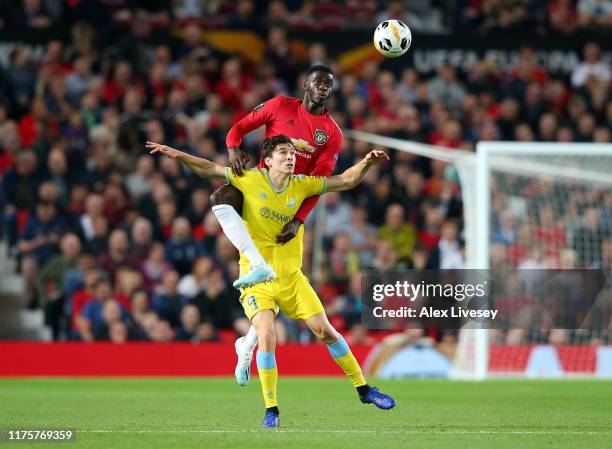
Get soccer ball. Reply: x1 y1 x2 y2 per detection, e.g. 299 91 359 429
373 20 412 58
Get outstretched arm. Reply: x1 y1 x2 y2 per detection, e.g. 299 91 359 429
146 141 227 181
326 150 388 192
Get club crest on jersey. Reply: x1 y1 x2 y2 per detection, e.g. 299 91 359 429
253 103 264 112
314 129 328 145
286 198 296 208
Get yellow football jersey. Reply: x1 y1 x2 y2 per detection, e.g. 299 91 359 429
225 167 326 276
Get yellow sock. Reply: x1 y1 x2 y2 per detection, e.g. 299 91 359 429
256 351 278 408
327 335 366 387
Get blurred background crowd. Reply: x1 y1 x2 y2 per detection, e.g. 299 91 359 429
0 0 610 344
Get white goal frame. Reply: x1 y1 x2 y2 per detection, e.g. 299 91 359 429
344 132 612 379
467 142 612 379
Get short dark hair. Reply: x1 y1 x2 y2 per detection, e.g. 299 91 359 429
306 64 333 78
261 135 294 160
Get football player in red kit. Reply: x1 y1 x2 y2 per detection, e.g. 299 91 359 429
209 65 343 385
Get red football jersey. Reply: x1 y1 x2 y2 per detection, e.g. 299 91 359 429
226 96 343 176
226 96 343 221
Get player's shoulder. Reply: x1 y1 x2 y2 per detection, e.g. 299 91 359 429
228 167 264 180
276 96 301 108
291 173 324 182
267 96 298 106
325 113 343 137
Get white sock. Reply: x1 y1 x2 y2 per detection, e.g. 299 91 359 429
212 204 267 268
243 325 258 352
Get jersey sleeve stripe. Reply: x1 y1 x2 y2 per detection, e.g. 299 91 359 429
321 177 327 195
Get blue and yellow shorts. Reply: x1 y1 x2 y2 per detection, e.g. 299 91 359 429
240 270 324 321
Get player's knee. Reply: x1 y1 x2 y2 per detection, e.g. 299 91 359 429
313 324 339 344
209 188 225 206
210 185 243 212
257 328 276 351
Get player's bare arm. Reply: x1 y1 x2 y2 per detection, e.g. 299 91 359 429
326 150 389 192
146 141 227 181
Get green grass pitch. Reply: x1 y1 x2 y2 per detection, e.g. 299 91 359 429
1 378 611 449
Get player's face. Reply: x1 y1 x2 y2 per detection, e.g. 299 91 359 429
304 71 333 107
266 143 296 174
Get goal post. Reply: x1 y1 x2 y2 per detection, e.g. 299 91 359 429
474 142 612 378
343 130 612 379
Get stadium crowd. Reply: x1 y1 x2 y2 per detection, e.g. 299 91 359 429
0 1 610 343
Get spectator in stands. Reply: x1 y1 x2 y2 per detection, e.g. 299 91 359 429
324 232 360 292
577 0 612 29
141 242 173 292
164 216 206 277
11 0 56 29
18 201 67 306
36 233 81 340
5 46 37 116
130 289 151 326
65 56 95 105
130 217 154 261
376 0 426 31
79 193 103 242
183 187 211 229
191 269 245 332
2 149 41 254
125 155 155 200
428 65 466 113
149 318 176 342
321 191 353 239
373 240 400 270
113 9 155 77
108 322 129 343
68 267 99 339
377 203 417 263
175 304 201 341
93 299 125 340
45 148 71 206
330 272 364 328
114 267 143 311
77 278 127 342
151 270 188 327
194 320 220 342
492 210 519 246
177 255 215 299
98 229 139 282
427 219 464 269
549 0 579 33
347 206 377 267
226 0 257 29
571 42 611 88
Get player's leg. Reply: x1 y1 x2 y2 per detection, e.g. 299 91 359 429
211 184 272 385
305 312 367 387
305 312 395 410
239 285 280 427
234 325 258 385
251 309 280 428
210 184 274 288
285 270 395 410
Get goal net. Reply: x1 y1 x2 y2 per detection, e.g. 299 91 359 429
344 132 612 379
475 142 612 378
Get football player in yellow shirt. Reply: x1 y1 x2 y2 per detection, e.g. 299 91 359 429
146 136 395 428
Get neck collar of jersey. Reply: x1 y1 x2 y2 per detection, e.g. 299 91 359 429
261 168 290 194
300 100 328 117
